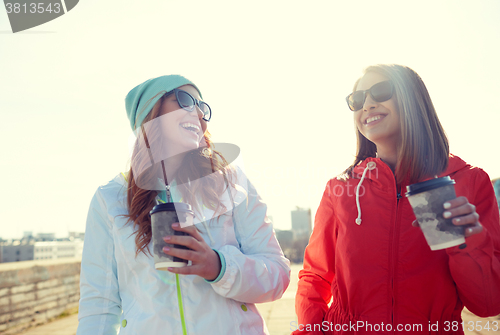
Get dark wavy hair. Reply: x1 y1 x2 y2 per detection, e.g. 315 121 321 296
344 64 449 184
121 90 234 257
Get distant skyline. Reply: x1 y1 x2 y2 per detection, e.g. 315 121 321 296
1 0 500 239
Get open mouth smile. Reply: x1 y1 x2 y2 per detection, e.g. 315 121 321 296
180 122 200 138
364 114 386 125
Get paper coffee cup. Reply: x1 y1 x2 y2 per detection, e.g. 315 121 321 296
406 176 465 250
150 202 194 270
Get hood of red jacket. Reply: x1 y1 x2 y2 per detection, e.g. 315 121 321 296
350 153 469 184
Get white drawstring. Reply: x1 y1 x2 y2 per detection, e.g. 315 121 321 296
355 162 376 225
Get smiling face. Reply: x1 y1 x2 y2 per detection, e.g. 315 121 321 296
354 72 402 148
158 84 208 156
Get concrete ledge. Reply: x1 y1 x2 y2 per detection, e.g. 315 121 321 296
0 258 81 333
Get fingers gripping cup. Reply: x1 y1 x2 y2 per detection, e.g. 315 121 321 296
150 202 194 270
406 176 465 250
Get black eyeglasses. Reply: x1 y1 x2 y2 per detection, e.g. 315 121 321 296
173 89 212 122
346 80 394 111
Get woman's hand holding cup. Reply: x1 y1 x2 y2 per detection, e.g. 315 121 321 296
412 196 483 238
163 223 222 281
442 196 483 238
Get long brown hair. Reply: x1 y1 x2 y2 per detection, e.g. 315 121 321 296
344 64 449 184
122 91 233 257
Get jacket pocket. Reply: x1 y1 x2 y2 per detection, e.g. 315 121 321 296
119 300 139 335
225 298 268 335
324 299 365 335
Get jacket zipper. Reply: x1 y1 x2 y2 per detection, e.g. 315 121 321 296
176 274 188 335
122 172 188 333
391 187 403 333
388 176 402 333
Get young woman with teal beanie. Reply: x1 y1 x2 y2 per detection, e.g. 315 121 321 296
77 75 291 335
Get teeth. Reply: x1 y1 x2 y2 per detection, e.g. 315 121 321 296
180 123 200 132
366 115 382 124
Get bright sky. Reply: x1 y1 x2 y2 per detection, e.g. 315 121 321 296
1 0 499 239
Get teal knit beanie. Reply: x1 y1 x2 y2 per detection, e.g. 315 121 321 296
125 75 202 131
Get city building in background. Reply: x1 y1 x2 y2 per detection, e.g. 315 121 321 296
275 230 293 249
34 240 84 260
291 206 312 239
0 240 34 263
0 232 85 263
492 178 500 210
36 233 56 241
273 207 312 264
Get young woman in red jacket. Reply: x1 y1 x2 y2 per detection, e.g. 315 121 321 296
293 64 500 334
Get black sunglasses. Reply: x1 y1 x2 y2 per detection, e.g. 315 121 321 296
346 80 394 111
173 89 212 122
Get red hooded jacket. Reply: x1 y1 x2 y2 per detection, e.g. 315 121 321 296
293 155 500 334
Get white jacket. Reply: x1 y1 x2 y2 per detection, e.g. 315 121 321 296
77 167 291 335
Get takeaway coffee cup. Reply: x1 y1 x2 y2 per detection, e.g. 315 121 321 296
406 176 465 250
150 202 194 270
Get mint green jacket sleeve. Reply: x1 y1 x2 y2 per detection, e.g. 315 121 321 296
209 169 291 303
77 188 121 335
